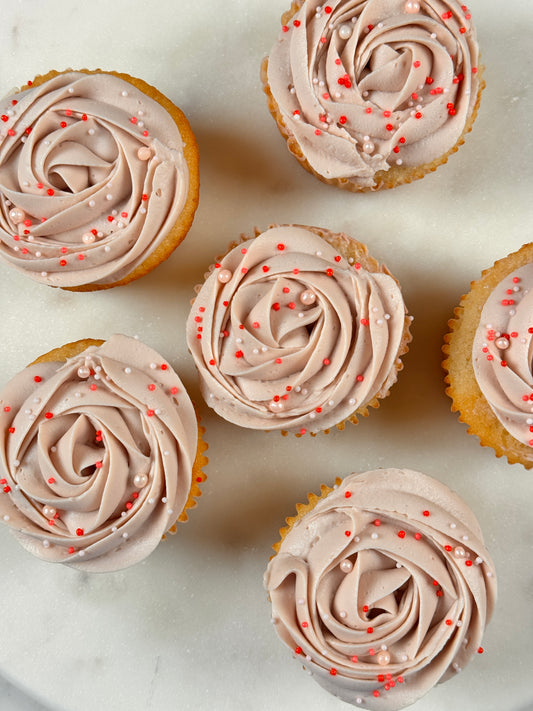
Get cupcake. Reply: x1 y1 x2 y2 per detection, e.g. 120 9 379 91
443 243 533 468
265 468 497 710
262 0 483 192
0 334 207 572
186 224 411 435
0 69 199 290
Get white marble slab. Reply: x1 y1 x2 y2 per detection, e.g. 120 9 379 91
0 1 532 710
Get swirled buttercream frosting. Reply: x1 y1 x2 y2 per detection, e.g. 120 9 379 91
265 468 497 710
0 334 200 572
0 70 197 288
187 225 410 434
264 0 481 189
472 263 533 450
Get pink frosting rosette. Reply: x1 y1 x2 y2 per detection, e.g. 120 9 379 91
265 469 497 710
265 0 481 189
0 71 190 288
0 335 199 572
187 225 409 434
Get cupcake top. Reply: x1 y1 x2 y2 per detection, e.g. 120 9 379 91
0 334 199 572
265 468 497 710
472 262 533 450
0 70 192 288
265 0 480 189
187 225 409 434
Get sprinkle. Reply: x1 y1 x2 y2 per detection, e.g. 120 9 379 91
398 530 406 538
76 528 84 536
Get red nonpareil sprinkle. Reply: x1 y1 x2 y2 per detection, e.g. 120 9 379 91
47 188 54 196
442 10 453 19
288 302 296 310
142 193 148 201
352 655 358 663
90 383 97 391
413 60 421 68
500 361 507 367
344 530 351 537
373 519 381 526
148 384 156 391
397 676 404 683
293 20 300 27
465 560 473 567
282 24 289 32
3 485 11 493
252 321 260 329
68 547 75 554
414 532 422 540
339 115 347 124
44 412 54 419
235 350 244 359
436 590 444 597
170 386 179 395
478 647 484 654
48 477 56 484
275 358 283 364
282 287 290 294
326 268 334 277
334 255 341 262
146 409 155 417
329 668 337 676
386 123 394 131
362 606 369 613
8 427 15 434
373 691 380 698
293 268 299 275
76 528 84 536
241 267 248 274
445 619 453 626
367 627 374 634
262 265 270 272
323 358 330 365
161 363 168 370
209 359 215 366
301 621 308 628
95 461 103 469
126 502 133 510
423 510 430 516
360 318 369 326
324 5 332 12
0 115 8 122
295 646 302 655
78 254 85 261
60 121 67 128
398 530 406 538
7 129 15 136
365 107 372 114
130 116 138 124
415 111 423 119
314 129 322 136
345 491 351 498
277 243 285 250
356 374 364 382
3 406 10 412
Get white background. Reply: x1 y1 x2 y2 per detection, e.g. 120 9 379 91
0 1 531 710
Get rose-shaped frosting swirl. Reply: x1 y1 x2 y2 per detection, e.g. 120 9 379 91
265 469 497 710
472 263 533 451
0 335 199 572
0 71 190 287
187 225 408 434
266 0 480 188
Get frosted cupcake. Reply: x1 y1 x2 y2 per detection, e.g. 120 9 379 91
0 69 199 290
262 0 483 191
265 468 497 710
0 334 207 572
187 224 411 435
443 243 533 468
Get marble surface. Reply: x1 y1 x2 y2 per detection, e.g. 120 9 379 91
0 1 532 710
